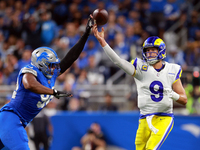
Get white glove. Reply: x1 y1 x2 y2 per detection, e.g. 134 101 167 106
164 88 180 101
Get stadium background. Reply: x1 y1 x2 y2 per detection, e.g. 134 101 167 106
0 0 200 150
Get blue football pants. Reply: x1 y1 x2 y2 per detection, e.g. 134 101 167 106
0 111 30 150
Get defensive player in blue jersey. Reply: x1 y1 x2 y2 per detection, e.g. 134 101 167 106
0 16 93 150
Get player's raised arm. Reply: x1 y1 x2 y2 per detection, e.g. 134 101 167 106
92 24 135 76
59 16 94 74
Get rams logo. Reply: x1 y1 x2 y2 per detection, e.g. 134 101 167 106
154 38 164 46
141 65 148 71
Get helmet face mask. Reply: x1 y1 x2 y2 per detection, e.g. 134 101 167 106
143 47 158 64
31 47 60 79
142 36 166 65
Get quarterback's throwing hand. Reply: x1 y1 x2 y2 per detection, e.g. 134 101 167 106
92 24 105 46
53 89 72 99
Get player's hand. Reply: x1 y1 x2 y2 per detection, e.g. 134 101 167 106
91 15 106 47
53 89 72 99
85 15 94 34
163 88 173 97
164 88 177 99
93 24 105 38
164 88 180 101
93 24 105 46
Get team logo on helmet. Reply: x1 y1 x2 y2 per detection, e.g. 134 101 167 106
31 47 60 79
36 52 49 62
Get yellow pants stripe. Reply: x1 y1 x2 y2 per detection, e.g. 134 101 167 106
155 118 174 150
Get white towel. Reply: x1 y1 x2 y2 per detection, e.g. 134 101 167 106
146 115 159 134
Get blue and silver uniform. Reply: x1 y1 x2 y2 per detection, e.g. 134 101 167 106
0 64 57 127
0 64 58 150
0 22 92 149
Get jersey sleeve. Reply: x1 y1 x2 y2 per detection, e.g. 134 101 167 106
173 64 182 84
21 66 38 77
131 58 143 80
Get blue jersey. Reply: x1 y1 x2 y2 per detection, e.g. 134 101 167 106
0 64 58 127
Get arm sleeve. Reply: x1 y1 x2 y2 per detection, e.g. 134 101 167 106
102 44 135 76
59 32 90 74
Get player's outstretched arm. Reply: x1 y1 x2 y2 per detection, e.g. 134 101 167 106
59 16 94 74
23 73 72 98
23 73 54 95
93 24 135 76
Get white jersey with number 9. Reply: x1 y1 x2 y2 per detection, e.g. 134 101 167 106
132 58 182 116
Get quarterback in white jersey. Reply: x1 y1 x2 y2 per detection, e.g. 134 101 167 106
92 24 187 150
134 58 181 117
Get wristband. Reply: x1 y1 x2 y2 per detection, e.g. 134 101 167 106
171 91 180 101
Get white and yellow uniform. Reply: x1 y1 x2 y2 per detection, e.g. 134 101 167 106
132 58 181 150
102 44 182 150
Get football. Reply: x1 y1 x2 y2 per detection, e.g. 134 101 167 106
92 9 108 26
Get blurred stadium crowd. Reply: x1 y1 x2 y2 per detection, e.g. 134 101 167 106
0 0 200 114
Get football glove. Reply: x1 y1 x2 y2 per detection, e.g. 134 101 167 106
85 15 94 34
53 88 72 99
164 88 180 101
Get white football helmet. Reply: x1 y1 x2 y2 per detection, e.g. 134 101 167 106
31 47 60 79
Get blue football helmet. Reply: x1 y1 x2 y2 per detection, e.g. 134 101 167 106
31 47 60 79
142 36 166 65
